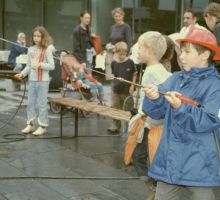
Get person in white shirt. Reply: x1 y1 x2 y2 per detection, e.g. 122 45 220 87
180 8 206 35
180 8 197 35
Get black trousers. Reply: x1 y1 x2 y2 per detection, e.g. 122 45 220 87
132 128 149 176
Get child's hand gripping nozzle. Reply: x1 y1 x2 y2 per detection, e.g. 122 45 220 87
159 91 201 107
175 94 201 107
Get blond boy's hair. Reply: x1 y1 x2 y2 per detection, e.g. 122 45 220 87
115 41 128 53
138 31 167 60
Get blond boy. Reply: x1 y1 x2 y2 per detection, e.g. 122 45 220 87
125 31 171 178
107 41 137 133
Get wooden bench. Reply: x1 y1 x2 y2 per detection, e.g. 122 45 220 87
48 97 131 137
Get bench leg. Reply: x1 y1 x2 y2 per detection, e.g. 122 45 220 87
60 106 63 137
75 108 79 137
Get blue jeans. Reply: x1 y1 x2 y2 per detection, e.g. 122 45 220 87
89 82 104 97
13 63 23 72
27 81 49 127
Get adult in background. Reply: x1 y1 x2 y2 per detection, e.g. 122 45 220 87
180 8 206 35
204 2 220 72
204 2 220 46
110 7 132 52
73 11 95 73
8 32 27 72
180 8 197 35
105 7 132 80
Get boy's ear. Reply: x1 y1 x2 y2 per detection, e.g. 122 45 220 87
147 47 154 56
201 50 211 61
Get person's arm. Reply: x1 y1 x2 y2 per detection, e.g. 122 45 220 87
142 84 167 119
16 45 26 55
109 61 115 80
8 45 20 64
73 27 85 63
19 48 31 78
129 72 137 95
129 61 137 95
170 89 220 133
124 24 132 53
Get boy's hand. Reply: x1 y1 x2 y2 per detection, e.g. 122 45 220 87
164 91 182 109
143 84 159 100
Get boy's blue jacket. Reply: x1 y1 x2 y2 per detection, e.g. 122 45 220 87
142 65 220 186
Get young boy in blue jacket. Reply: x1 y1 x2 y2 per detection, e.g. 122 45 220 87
142 27 220 199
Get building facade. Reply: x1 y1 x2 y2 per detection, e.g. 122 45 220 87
0 0 218 51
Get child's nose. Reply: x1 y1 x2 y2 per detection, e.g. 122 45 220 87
179 52 184 60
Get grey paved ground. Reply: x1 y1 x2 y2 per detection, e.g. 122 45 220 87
0 82 219 200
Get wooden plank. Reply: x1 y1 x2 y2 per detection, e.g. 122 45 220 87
48 97 131 122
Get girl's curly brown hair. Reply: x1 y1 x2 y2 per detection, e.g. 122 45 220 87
31 26 53 49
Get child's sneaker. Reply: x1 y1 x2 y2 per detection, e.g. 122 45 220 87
107 124 120 134
32 127 47 136
89 97 96 102
21 124 35 134
98 100 105 106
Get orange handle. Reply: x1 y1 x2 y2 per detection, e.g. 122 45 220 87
176 94 199 106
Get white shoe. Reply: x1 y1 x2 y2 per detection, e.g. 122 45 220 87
32 127 47 136
21 124 35 134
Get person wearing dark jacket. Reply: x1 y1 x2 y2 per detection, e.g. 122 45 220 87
73 11 95 73
204 2 220 72
8 32 27 72
204 2 220 45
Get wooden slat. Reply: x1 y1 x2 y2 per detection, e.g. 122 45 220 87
48 97 131 122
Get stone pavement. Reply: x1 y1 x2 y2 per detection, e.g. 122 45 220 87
0 83 219 200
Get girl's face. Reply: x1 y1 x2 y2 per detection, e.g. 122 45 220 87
80 13 91 26
33 30 42 46
179 43 208 71
204 14 216 31
113 12 124 25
